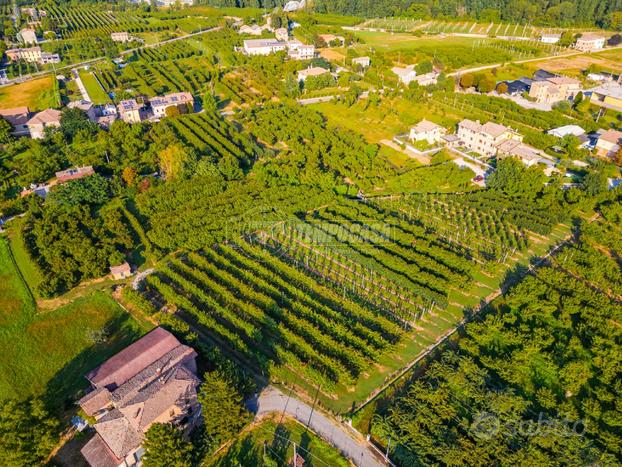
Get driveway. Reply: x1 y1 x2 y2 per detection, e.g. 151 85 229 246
247 386 388 467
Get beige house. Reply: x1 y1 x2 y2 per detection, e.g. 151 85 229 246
590 84 622 112
109 262 132 280
457 119 522 158
67 99 97 121
575 33 605 52
150 92 194 118
6 46 59 64
274 27 288 41
297 66 329 82
496 139 542 167
243 38 287 55
19 28 38 44
26 108 61 139
529 76 582 104
409 120 446 145
79 328 200 467
287 40 315 60
111 31 131 43
595 129 622 158
118 99 143 123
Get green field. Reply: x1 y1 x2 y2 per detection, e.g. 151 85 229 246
0 76 58 111
209 417 349 467
353 31 482 51
0 236 148 403
78 70 110 104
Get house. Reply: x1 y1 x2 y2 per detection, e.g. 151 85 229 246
495 139 543 167
287 40 315 60
352 56 370 69
67 99 97 121
595 129 622 158
590 83 622 112
56 166 95 183
243 39 287 55
528 76 582 104
457 119 522 158
392 65 417 85
409 120 446 145
318 34 345 46
19 28 38 44
110 262 132 280
0 107 31 136
6 46 59 64
541 33 561 44
150 92 194 118
26 108 61 139
275 27 288 42
547 125 586 139
441 134 461 148
575 33 605 52
118 99 143 123
79 327 200 467
239 24 264 36
412 72 439 86
111 31 131 43
297 66 329 82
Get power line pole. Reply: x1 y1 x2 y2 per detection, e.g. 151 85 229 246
306 382 321 429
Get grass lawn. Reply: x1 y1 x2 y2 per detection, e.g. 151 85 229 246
78 70 110 104
7 216 43 296
0 236 150 404
209 416 349 466
352 31 480 51
0 76 58 111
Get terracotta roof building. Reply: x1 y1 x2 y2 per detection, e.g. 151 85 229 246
27 108 61 139
109 262 132 280
79 328 200 467
55 166 95 183
0 107 31 136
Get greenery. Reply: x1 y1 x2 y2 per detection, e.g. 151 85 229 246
143 423 194 467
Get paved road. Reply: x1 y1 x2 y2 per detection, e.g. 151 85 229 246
71 68 90 101
247 386 388 467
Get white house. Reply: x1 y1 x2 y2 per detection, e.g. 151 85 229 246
19 28 38 44
111 31 131 43
409 120 446 145
287 40 315 60
150 92 194 118
352 56 371 69
575 33 605 52
392 65 418 85
547 125 585 139
457 119 522 158
243 39 287 55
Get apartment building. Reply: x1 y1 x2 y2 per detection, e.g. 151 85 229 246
529 76 582 104
243 39 287 55
575 33 605 52
150 92 194 118
117 99 144 123
457 119 522 158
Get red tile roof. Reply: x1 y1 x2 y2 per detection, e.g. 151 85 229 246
86 328 181 390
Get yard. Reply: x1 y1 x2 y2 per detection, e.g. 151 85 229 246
78 70 110 104
0 236 149 403
0 75 59 111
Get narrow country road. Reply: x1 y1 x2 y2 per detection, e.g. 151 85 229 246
71 68 90 101
247 386 389 467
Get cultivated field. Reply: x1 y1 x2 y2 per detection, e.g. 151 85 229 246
0 76 58 110
136 193 569 412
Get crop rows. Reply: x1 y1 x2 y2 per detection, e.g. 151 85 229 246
141 241 404 390
218 76 261 105
135 41 200 62
121 59 211 96
376 193 531 261
165 112 254 166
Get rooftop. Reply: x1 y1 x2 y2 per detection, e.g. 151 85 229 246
298 67 329 78
412 119 442 133
599 129 622 144
85 327 182 390
27 108 61 125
